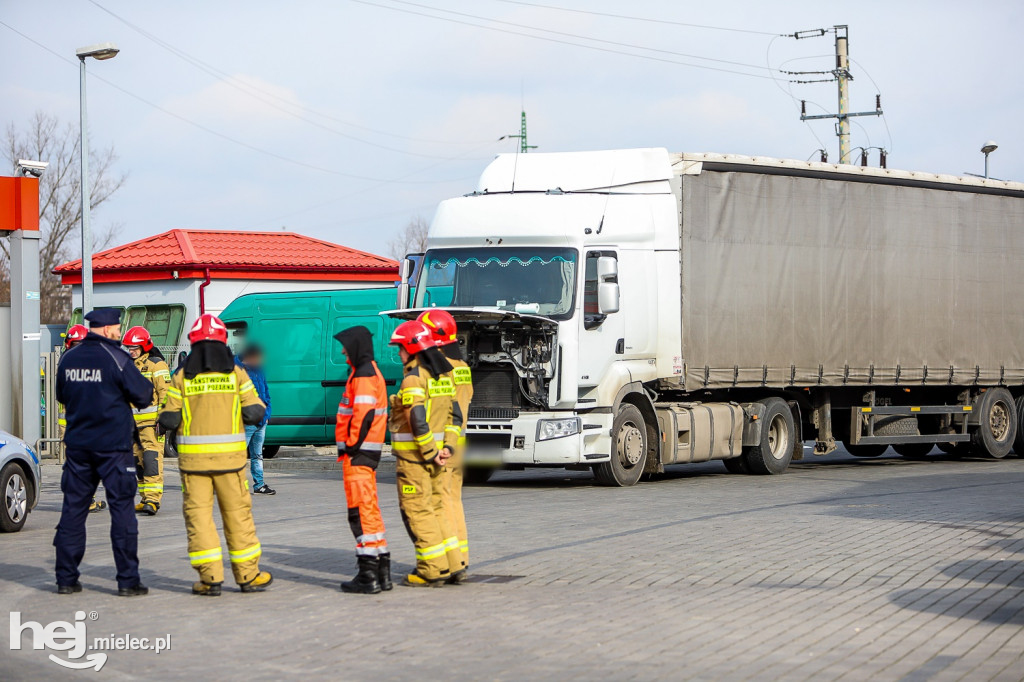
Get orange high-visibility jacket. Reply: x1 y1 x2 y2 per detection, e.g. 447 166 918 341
336 360 388 468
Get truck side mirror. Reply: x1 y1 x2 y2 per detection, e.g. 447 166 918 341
597 256 619 314
396 257 414 309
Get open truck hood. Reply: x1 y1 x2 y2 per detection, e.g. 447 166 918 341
382 307 558 330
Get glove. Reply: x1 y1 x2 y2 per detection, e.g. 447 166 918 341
336 446 349 463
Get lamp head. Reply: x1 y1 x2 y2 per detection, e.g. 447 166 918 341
76 42 119 60
981 141 998 155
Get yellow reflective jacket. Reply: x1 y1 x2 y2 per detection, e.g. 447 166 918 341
161 366 264 473
443 358 474 453
389 356 454 464
133 353 170 427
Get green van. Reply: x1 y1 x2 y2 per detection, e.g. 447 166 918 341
219 288 404 456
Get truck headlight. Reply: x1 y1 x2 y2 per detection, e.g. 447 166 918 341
536 417 581 441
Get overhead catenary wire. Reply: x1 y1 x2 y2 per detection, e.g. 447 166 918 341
0 19 476 185
85 0 497 157
350 0 780 80
486 0 782 36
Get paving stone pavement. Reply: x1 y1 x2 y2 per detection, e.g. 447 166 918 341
1 448 1022 681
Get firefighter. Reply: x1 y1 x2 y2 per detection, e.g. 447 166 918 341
54 308 153 596
418 309 473 582
59 325 106 514
388 320 458 587
158 314 272 597
334 325 390 594
122 326 170 516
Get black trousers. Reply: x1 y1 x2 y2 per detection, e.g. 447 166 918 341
53 449 140 589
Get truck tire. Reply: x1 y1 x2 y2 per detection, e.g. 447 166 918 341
1015 396 1024 455
464 468 495 485
873 416 918 437
971 387 1016 459
594 404 648 486
722 456 750 474
742 397 794 475
1 462 30 533
894 444 933 460
845 442 888 457
262 445 280 459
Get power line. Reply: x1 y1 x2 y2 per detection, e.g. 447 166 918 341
487 0 782 36
382 0 781 73
351 0 779 80
0 19 474 184
85 0 496 158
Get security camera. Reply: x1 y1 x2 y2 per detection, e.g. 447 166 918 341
16 159 49 177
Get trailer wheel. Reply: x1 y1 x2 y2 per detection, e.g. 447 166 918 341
971 388 1016 459
742 398 794 475
844 443 888 457
722 456 750 474
593 404 648 486
1015 396 1024 455
894 444 933 460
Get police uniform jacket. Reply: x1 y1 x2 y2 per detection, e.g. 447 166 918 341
56 332 153 451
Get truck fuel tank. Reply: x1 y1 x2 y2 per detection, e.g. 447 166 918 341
656 402 744 464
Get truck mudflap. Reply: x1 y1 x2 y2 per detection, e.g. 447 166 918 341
463 411 613 467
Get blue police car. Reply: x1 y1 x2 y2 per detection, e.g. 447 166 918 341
0 430 41 532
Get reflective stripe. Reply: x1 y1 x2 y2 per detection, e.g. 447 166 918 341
355 545 389 557
374 408 386 416
189 547 223 565
137 483 163 491
358 532 387 543
337 407 353 415
361 441 384 452
392 442 421 452
415 432 434 445
353 395 376 405
177 441 247 454
453 366 472 385
239 381 255 394
457 436 466 447
178 434 247 444
166 388 182 399
392 433 415 442
459 540 468 553
153 369 170 379
229 543 262 563
445 425 461 435
416 541 449 560
403 388 426 397
141 371 153 378
443 536 459 551
133 406 159 415
57 419 67 427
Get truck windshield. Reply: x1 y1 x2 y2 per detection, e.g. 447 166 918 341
415 247 577 319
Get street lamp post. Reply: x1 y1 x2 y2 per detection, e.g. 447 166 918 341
76 42 119 316
981 140 998 180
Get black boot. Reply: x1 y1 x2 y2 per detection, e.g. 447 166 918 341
341 556 382 594
378 553 393 591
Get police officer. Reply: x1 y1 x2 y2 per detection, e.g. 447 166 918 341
59 324 106 514
54 308 154 596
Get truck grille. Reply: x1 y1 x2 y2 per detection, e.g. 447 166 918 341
472 367 519 408
469 406 520 420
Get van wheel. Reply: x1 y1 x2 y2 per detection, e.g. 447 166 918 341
464 468 495 485
594 404 647 487
894 444 933 460
742 398 794 475
972 388 1016 459
1 463 29 533
845 442 888 457
262 445 280 459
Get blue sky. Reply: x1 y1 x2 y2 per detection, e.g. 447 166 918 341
2 1 1020 258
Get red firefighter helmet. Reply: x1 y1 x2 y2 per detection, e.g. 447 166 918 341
187 314 229 345
389 320 435 355
417 309 458 346
121 326 154 352
65 324 88 349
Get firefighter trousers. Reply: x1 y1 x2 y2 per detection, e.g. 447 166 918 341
443 448 468 570
396 458 457 581
134 424 163 506
342 458 387 557
180 469 262 585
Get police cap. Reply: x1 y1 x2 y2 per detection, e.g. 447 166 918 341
84 308 121 327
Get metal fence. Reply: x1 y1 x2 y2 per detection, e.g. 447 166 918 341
40 348 63 461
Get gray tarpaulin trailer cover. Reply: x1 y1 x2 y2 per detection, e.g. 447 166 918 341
673 155 1024 392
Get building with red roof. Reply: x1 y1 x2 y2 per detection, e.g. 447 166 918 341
55 229 398 351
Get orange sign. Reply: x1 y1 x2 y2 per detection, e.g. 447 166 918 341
0 177 40 231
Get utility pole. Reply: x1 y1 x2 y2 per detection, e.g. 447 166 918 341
790 25 882 164
501 111 539 153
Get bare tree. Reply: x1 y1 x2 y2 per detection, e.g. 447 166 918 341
386 215 430 260
2 111 126 323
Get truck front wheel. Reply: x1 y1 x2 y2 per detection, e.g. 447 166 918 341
972 388 1016 459
593 404 648 487
743 398 795 475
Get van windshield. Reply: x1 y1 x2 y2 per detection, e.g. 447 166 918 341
414 247 577 319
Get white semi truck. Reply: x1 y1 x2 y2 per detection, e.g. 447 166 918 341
392 148 1024 485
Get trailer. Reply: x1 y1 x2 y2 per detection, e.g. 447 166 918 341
392 148 1024 485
